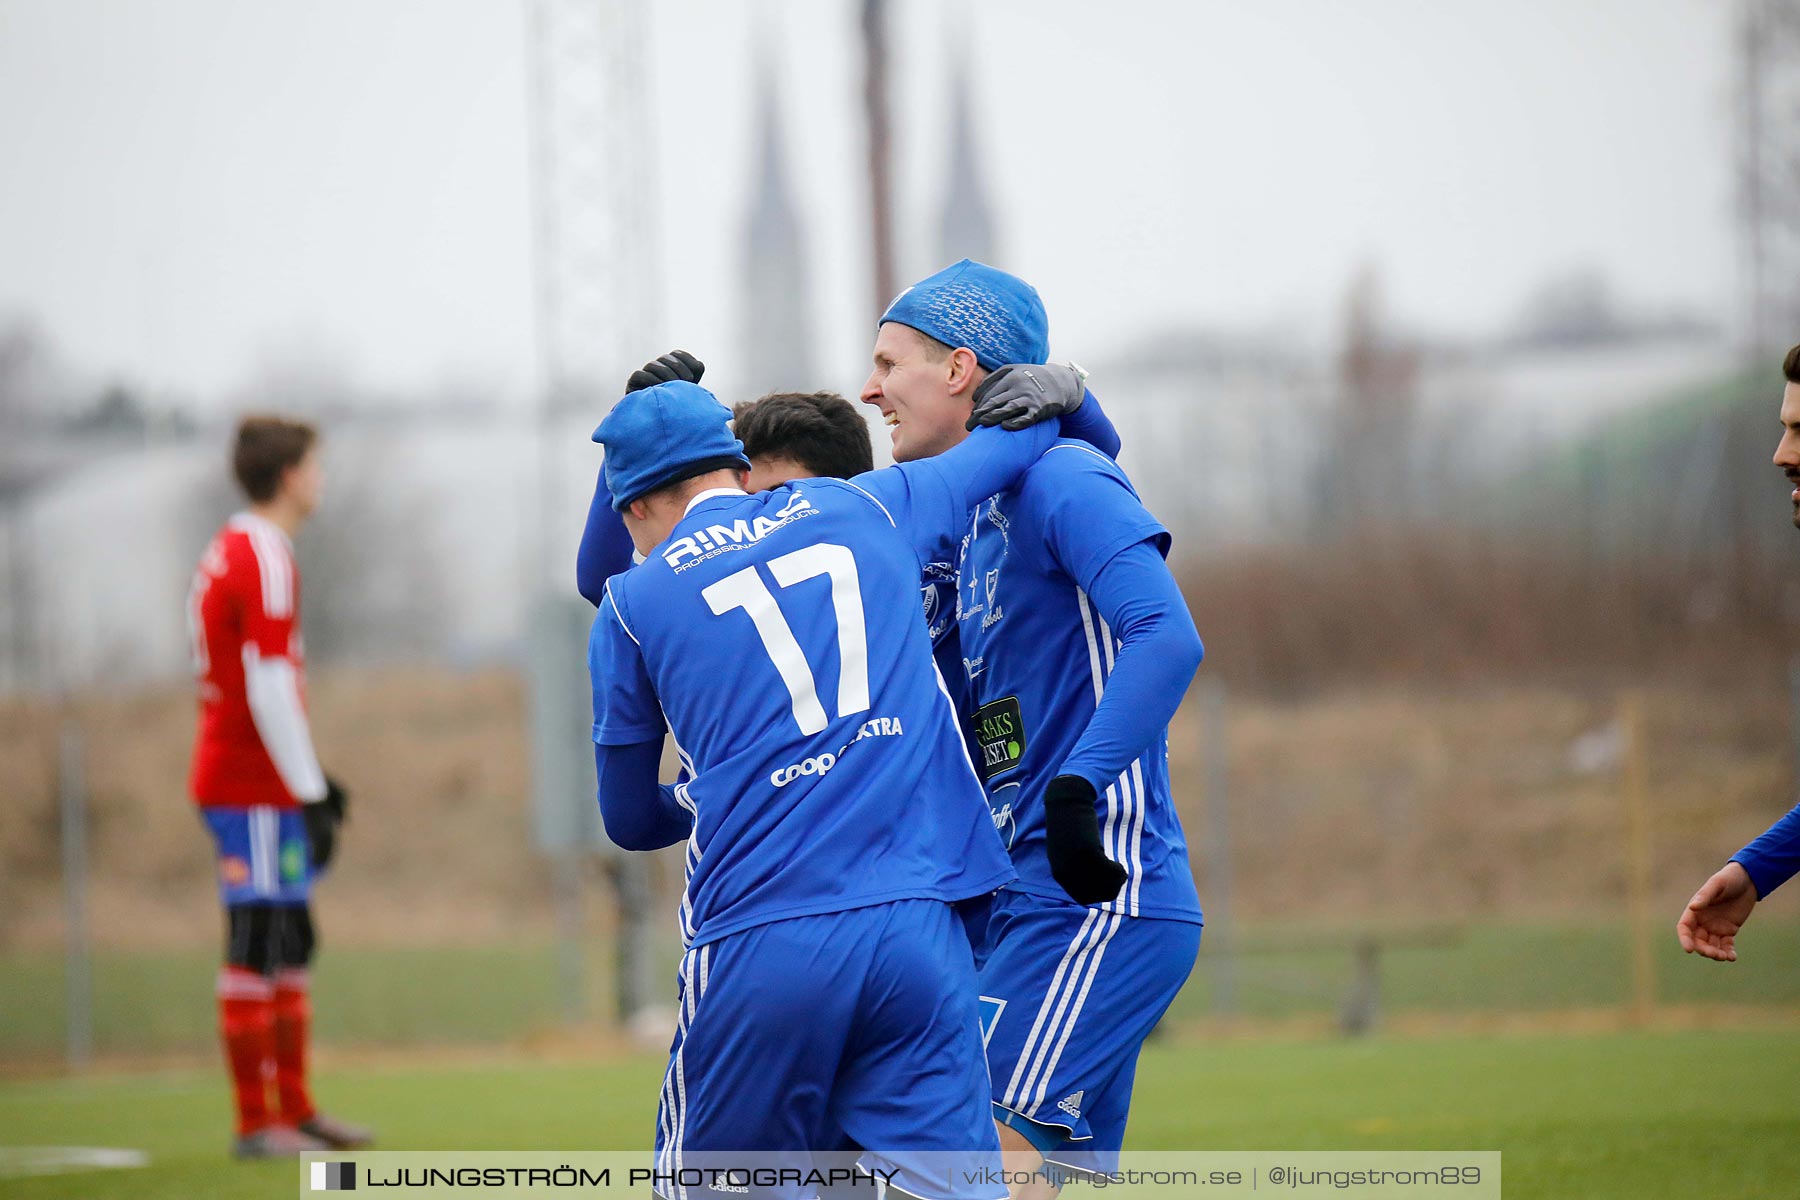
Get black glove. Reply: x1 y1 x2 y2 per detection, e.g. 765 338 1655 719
322 774 349 823
1042 774 1127 905
301 799 339 872
626 350 704 393
966 363 1086 431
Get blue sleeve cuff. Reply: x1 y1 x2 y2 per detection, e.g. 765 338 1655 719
594 739 691 851
1731 850 1793 900
1728 802 1800 898
1730 853 1781 900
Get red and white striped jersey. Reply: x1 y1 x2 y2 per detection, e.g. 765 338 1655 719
187 512 323 808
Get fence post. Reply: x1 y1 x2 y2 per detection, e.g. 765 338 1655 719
1200 678 1237 1017
59 722 92 1070
1789 658 1800 795
609 854 656 1030
1620 692 1656 1025
526 595 595 1025
1340 937 1380 1036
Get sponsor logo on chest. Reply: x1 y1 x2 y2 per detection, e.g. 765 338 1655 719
968 694 1026 780
663 492 818 571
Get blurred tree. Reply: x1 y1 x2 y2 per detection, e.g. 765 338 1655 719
1737 0 1800 352
935 43 997 270
0 318 72 432
65 384 149 437
232 339 365 421
1322 266 1420 534
1511 269 1629 349
862 0 896 313
738 47 816 398
0 320 65 692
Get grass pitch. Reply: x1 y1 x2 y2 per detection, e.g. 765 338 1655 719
6 919 1796 1061
1 1029 1795 1200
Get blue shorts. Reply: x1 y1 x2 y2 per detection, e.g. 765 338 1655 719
654 899 1005 1200
199 806 313 906
974 889 1200 1173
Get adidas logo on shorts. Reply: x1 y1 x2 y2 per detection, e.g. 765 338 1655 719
1057 1091 1084 1119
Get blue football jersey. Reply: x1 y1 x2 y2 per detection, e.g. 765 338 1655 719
926 571 977 763
590 480 1017 949
954 442 1203 923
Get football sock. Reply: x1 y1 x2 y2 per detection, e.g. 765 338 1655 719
217 967 276 1136
271 967 316 1125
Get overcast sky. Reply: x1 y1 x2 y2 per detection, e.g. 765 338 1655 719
0 0 1736 409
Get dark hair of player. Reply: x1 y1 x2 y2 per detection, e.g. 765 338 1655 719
732 392 874 480
1785 342 1800 385
232 415 318 503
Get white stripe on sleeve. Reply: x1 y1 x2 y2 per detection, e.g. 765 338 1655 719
241 644 327 802
234 517 295 619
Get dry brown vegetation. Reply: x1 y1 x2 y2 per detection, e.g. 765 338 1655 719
1179 535 1800 692
1172 678 1789 923
4 537 1794 951
0 668 555 950
1165 537 1797 922
1 652 1788 953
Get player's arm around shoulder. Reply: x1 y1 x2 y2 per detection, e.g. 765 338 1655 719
843 423 1064 573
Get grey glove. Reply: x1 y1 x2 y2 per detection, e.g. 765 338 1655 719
966 363 1086 431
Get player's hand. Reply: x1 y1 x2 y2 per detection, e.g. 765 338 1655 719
1677 862 1758 961
966 363 1085 432
301 799 339 872
323 775 350 823
1042 774 1128 905
626 350 704 393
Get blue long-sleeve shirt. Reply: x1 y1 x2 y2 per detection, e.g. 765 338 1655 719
593 739 692 851
588 421 1062 863
1060 388 1121 459
954 440 1203 921
1056 538 1203 790
576 387 1124 607
1730 802 1800 899
576 471 636 607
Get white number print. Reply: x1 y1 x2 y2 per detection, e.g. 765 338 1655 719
186 540 227 677
701 543 871 735
186 572 210 676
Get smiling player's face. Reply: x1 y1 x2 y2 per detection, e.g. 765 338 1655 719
1777 382 1800 528
859 323 979 463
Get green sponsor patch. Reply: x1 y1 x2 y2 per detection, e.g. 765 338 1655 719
280 840 307 882
969 695 1025 780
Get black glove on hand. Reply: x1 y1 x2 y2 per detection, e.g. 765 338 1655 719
626 350 704 394
1043 774 1127 905
966 363 1086 432
322 774 349 823
302 799 338 872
